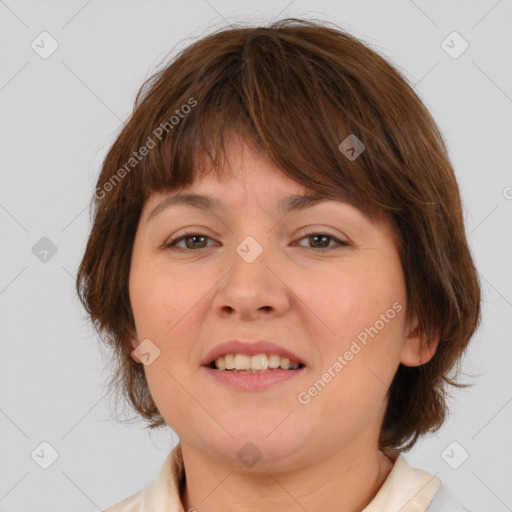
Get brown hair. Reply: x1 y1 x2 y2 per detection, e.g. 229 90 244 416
76 17 481 452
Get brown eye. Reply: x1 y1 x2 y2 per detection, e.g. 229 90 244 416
295 232 348 250
164 232 213 250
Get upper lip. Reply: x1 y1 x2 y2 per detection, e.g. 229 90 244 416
201 340 306 367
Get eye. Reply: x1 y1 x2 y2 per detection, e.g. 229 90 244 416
163 230 348 251
163 231 216 250
293 231 349 250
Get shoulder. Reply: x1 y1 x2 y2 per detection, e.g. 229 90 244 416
102 487 145 512
427 483 472 512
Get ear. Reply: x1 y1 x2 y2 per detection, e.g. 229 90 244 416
130 338 143 364
400 315 440 367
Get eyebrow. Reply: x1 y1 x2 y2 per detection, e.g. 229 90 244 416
146 192 333 224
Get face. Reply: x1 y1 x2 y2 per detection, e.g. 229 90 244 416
128 136 431 470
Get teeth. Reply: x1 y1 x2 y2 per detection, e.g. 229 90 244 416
213 353 301 371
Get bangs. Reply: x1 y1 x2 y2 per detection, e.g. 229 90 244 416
124 28 396 224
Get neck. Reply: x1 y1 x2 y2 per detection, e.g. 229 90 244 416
180 443 395 512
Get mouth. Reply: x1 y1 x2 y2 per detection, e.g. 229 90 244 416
201 340 307 372
202 355 306 391
205 354 306 373
205 353 306 373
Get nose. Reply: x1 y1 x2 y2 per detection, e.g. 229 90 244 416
211 238 291 321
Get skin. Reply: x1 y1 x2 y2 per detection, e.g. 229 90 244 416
128 134 439 512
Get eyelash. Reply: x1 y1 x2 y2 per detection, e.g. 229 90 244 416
163 230 349 251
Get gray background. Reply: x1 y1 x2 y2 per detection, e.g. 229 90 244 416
1 0 511 511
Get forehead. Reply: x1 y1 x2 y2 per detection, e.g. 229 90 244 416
145 191 346 223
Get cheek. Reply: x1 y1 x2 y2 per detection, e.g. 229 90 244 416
294 264 403 343
129 265 206 373
129 261 182 333
296 261 406 397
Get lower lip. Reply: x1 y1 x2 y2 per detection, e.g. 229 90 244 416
202 366 306 391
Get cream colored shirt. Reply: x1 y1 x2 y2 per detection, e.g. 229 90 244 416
103 443 470 512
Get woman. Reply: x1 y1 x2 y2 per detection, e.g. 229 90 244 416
76 18 480 512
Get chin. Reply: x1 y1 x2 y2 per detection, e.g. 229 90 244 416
207 426 303 468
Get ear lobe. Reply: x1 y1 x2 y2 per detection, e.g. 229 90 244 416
400 323 440 367
130 338 143 364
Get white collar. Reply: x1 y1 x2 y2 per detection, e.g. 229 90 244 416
362 453 441 511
